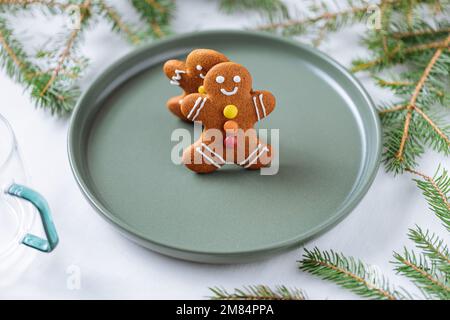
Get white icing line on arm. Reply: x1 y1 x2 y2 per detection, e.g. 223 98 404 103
191 98 207 121
170 69 186 86
187 97 203 119
252 96 261 121
202 143 225 164
259 94 267 118
196 147 221 168
244 146 269 168
240 144 262 165
172 69 185 80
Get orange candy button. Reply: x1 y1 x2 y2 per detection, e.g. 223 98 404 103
223 120 239 132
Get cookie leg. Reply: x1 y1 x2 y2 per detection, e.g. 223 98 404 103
167 95 189 121
182 139 224 173
239 140 272 170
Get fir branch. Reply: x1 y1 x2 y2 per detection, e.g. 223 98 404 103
257 1 370 35
220 0 289 19
96 0 143 45
407 166 450 231
0 0 67 9
413 107 450 154
38 0 92 98
130 0 173 39
0 17 79 113
0 22 23 70
377 79 414 87
382 120 424 174
299 247 407 300
376 34 450 173
392 27 450 39
379 104 408 114
209 285 306 300
0 0 175 113
351 38 449 72
376 78 445 98
0 0 61 3
393 249 450 300
408 226 450 274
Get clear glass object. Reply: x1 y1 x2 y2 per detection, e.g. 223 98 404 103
0 114 58 286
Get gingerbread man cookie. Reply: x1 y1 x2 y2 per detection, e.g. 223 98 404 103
180 62 276 173
163 49 229 121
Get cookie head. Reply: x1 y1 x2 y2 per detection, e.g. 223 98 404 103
185 49 229 81
203 62 252 98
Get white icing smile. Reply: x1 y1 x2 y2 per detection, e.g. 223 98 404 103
199 73 205 79
220 87 238 96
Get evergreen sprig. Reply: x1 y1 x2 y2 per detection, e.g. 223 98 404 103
0 0 68 14
408 166 450 231
0 0 174 114
219 0 289 19
209 285 306 300
130 0 173 39
393 249 450 299
95 0 144 45
248 0 450 174
408 226 450 275
213 165 450 300
256 0 371 44
299 247 407 300
297 167 450 300
0 15 79 113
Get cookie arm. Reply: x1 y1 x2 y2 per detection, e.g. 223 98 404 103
163 60 186 86
180 93 209 122
251 90 276 120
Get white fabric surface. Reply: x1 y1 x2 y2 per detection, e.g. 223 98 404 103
0 0 447 299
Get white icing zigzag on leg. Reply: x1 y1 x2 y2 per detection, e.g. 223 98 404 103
202 143 225 164
240 144 263 165
244 146 269 168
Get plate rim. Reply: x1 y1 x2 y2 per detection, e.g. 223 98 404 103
68 30 382 260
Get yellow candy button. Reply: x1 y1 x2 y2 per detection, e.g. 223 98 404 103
198 85 206 94
223 105 238 119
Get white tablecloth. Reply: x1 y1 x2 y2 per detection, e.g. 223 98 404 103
1 0 447 299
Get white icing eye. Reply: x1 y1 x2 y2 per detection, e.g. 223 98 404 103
233 75 241 83
196 65 202 71
216 75 225 84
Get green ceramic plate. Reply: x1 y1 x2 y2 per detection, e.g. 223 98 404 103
68 30 381 263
